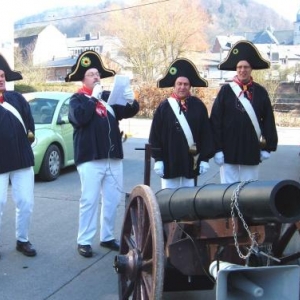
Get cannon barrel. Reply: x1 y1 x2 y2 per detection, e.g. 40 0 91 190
155 180 300 224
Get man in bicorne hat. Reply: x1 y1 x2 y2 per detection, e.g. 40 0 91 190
149 58 214 188
210 40 278 183
0 53 37 257
66 50 139 257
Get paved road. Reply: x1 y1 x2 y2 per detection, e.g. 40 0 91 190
0 122 299 300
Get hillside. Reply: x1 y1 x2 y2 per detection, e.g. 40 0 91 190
14 0 294 45
200 0 293 43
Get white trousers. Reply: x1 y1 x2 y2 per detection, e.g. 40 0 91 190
77 159 123 245
0 167 34 242
220 163 259 184
161 177 194 189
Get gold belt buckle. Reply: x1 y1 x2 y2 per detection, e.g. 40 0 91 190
28 130 35 144
259 136 266 149
189 144 197 155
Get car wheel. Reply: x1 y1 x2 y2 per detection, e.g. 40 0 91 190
39 144 62 181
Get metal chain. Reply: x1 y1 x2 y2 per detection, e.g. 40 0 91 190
231 180 258 260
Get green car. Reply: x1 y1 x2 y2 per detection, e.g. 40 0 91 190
24 91 75 181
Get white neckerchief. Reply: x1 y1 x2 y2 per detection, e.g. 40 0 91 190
168 97 194 147
229 82 261 140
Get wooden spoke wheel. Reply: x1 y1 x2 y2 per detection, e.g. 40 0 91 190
114 185 164 300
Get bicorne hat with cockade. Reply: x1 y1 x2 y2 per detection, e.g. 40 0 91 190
157 58 208 88
218 40 270 71
65 50 116 82
0 53 23 81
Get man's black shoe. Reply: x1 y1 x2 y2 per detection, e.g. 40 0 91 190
16 241 37 257
78 244 93 257
100 239 120 251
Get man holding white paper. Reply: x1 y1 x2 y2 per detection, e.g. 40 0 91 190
66 50 139 257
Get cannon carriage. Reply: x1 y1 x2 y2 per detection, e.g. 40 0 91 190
114 146 300 299
114 180 300 299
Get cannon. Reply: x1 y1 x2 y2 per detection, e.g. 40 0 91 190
114 179 300 299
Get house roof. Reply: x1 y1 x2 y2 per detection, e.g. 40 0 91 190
273 30 294 45
235 28 294 45
252 29 279 44
67 36 104 48
66 34 120 48
40 56 78 68
215 35 246 50
14 25 48 39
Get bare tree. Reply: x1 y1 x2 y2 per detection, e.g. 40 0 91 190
14 43 47 85
104 0 210 84
252 69 280 106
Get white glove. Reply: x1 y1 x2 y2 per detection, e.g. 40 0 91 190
123 87 134 104
154 161 164 177
199 161 209 174
260 150 270 161
214 151 224 166
92 83 103 100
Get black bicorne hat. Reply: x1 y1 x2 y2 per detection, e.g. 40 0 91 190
0 53 23 82
65 50 116 82
218 40 270 70
157 58 208 88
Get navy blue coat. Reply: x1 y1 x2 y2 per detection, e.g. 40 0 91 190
68 91 139 165
210 82 278 165
149 96 214 179
0 91 35 173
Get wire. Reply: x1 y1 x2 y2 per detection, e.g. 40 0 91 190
105 114 127 196
15 0 170 26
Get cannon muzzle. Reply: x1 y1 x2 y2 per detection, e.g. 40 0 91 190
155 180 300 224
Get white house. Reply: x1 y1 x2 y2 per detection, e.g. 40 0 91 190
14 24 69 65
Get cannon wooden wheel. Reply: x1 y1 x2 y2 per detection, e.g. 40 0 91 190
114 185 164 300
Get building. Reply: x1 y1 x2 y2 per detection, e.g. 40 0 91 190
14 26 129 82
42 56 77 82
294 6 300 45
14 24 69 65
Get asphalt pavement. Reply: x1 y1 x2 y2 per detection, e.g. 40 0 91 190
0 119 300 300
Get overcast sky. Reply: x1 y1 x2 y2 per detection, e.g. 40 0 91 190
7 0 300 22
255 0 299 22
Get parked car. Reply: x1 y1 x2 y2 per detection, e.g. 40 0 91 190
24 91 75 181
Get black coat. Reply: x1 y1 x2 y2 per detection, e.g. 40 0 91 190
68 91 139 165
149 96 214 179
210 82 278 165
0 91 35 173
